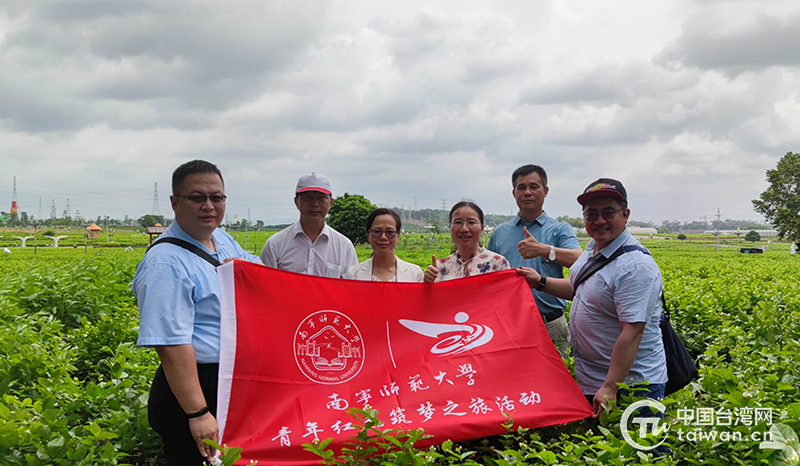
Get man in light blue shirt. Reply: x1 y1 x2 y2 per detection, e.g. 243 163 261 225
488 165 582 357
134 160 261 465
516 178 667 419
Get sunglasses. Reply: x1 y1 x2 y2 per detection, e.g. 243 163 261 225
176 194 227 204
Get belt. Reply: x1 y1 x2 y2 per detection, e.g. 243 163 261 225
542 309 564 323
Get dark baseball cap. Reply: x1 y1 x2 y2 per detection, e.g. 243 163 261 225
577 178 627 205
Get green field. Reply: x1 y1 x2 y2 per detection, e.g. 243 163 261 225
1 236 799 465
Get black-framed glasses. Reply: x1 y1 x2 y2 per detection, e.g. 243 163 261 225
583 207 623 221
369 229 398 240
176 194 227 204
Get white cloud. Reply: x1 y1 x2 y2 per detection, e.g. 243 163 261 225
1 0 797 226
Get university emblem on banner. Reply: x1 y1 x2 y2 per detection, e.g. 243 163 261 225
294 310 364 384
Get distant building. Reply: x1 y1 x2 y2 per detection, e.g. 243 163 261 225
86 223 102 238
146 224 168 244
628 227 658 236
703 229 779 237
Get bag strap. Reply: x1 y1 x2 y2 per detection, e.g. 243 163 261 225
571 244 651 298
571 247 623 295
147 237 221 268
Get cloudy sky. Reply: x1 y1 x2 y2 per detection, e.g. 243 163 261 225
1 0 798 225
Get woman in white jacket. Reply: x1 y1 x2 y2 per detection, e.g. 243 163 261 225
346 208 424 282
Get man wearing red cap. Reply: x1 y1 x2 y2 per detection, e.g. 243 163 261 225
517 178 667 418
260 172 357 277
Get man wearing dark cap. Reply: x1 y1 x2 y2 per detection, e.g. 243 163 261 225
260 172 357 277
516 178 667 418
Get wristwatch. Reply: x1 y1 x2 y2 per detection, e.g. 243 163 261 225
547 245 556 262
536 275 547 291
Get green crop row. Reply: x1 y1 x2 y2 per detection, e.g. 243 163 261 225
1 243 799 465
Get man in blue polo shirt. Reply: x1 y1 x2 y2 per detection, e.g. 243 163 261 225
487 164 582 357
134 160 261 465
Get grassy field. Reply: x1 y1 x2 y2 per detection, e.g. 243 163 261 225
1 233 799 465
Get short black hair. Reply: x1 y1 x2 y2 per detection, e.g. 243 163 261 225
512 164 548 188
172 160 224 195
366 208 402 232
449 201 484 228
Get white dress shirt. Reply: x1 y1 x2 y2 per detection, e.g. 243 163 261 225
260 221 358 278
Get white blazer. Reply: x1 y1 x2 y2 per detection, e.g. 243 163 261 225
345 256 424 282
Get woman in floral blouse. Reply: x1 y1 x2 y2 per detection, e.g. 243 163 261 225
424 201 510 282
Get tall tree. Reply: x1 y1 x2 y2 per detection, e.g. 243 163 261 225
556 215 584 228
744 230 761 244
327 193 377 245
138 214 165 228
753 152 800 241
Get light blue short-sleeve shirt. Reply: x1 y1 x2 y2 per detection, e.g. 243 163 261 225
134 222 261 363
487 212 580 315
568 228 667 394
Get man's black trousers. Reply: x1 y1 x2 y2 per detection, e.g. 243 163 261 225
148 363 219 466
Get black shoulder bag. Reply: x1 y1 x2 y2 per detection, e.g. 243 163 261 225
146 237 221 267
572 245 698 396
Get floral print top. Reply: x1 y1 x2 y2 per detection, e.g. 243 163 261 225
436 247 510 282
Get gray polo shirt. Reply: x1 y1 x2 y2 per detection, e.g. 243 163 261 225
568 228 667 395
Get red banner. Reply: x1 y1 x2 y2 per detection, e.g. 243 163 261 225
217 262 591 465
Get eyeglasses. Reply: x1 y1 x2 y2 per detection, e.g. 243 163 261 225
369 229 398 240
176 194 227 204
451 219 481 228
583 207 624 221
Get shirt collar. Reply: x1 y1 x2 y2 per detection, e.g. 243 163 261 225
292 221 331 240
169 221 219 254
456 247 485 264
515 211 549 227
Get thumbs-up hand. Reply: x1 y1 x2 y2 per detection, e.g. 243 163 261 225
424 255 439 283
518 227 546 259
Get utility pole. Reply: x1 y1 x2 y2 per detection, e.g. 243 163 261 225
245 208 250 250
32 220 38 255
66 198 71 219
152 182 160 217
715 208 721 253
11 176 18 215
106 215 109 242
38 197 42 221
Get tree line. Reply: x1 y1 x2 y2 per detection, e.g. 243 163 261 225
3 151 796 243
